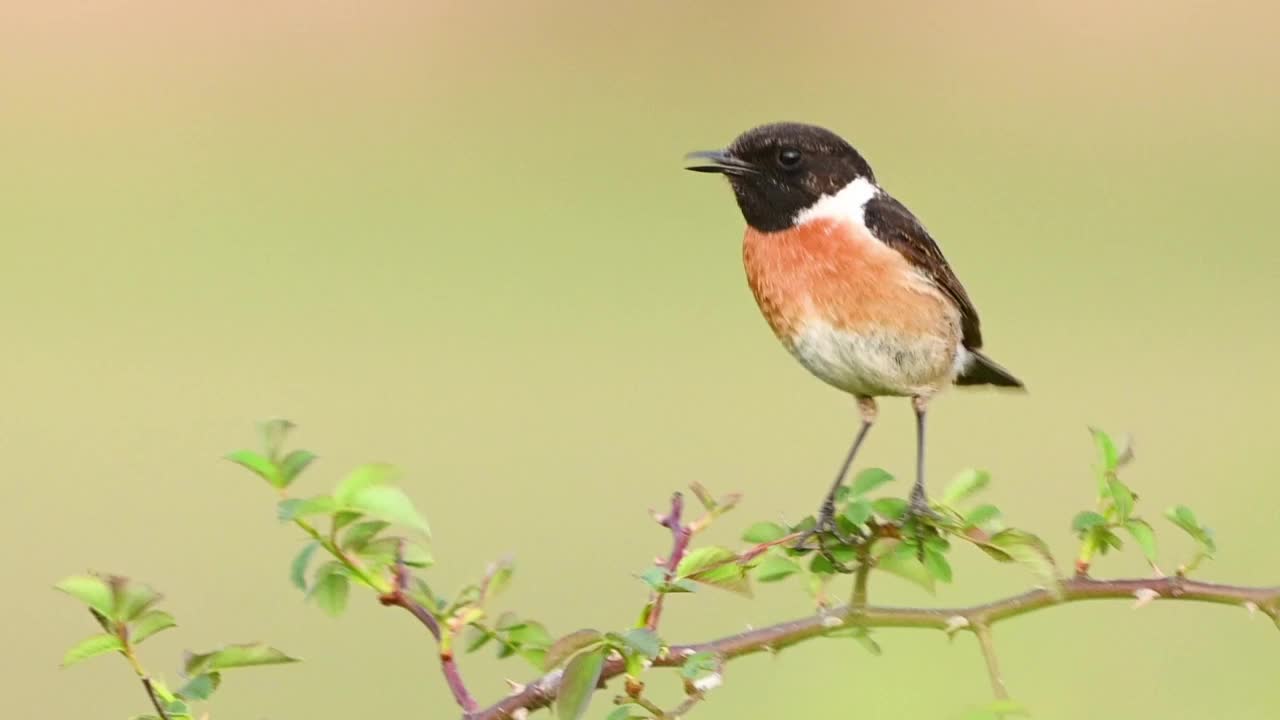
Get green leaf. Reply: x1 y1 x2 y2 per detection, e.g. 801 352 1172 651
309 565 350 616
853 629 883 655
680 650 719 680
1072 511 1108 534
1124 519 1158 563
874 542 935 593
741 521 788 544
1107 477 1134 521
850 468 894 496
823 624 882 651
464 626 492 653
517 648 546 669
358 537 433 569
543 629 603 671
637 567 667 591
506 621 552 648
942 469 991 505
164 699 192 719
987 529 1060 596
61 634 123 667
922 549 953 583
842 499 872 526
114 579 161 622
332 510 362 533
278 449 317 487
184 643 300 675
225 449 282 488
555 648 605 720
277 496 336 522
258 418 296 459
483 558 515 602
871 497 908 521
965 504 1001 528
341 520 390 551
333 464 397 505
343 485 430 536
1093 526 1124 553
1168 504 1198 530
1165 505 1216 554
176 673 221 701
131 610 177 644
755 555 801 582
289 542 320 591
150 679 176 703
676 546 751 596
620 628 661 659
809 552 836 575
1090 427 1119 471
55 575 115 619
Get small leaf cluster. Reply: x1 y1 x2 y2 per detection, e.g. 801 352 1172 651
735 467 1059 604
453 558 556 670
543 628 657 720
55 573 297 719
229 421 554 673
227 420 431 615
1073 429 1215 574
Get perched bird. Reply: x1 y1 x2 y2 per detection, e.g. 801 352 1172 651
685 122 1023 535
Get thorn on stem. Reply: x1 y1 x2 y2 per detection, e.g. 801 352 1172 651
1132 588 1160 609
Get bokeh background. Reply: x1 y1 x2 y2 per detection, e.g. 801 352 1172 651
4 1 1279 718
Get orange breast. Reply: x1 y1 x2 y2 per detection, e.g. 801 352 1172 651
743 218 957 348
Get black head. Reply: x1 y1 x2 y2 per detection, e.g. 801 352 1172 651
685 122 876 232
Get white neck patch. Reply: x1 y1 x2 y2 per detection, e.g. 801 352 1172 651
792 176 880 228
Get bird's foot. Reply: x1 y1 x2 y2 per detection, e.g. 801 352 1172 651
792 497 858 572
904 491 942 525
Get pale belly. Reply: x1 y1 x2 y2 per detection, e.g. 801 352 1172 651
785 319 962 398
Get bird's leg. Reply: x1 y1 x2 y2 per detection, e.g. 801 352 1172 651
794 397 877 556
906 394 940 521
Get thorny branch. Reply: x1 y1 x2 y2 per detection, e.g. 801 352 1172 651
468 575 1280 720
379 541 478 714
645 492 694 632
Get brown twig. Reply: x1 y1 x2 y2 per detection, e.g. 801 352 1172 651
469 575 1280 720
645 493 693 632
972 623 1008 700
141 677 171 720
379 540 478 714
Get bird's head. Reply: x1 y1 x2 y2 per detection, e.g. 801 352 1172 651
686 122 876 232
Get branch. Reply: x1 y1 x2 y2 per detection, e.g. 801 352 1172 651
470 575 1280 720
645 492 693 631
141 677 172 720
380 541 478 714
972 623 1007 700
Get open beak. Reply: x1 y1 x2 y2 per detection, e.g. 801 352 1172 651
683 149 758 176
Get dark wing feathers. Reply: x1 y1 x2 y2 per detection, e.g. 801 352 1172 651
863 193 983 349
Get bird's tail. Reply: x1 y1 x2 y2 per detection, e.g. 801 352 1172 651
956 349 1025 389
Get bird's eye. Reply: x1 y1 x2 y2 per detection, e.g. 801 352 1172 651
777 148 803 169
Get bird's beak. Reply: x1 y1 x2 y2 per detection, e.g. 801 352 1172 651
683 149 757 176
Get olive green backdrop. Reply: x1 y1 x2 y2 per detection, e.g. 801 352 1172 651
4 1 1278 718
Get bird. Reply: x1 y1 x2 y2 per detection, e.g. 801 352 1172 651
685 122 1024 539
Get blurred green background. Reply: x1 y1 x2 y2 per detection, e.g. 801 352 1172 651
4 1 1279 718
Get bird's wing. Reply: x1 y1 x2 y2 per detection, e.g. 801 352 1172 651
863 192 983 349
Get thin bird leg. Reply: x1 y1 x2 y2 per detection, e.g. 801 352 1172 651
794 397 877 556
907 394 938 519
